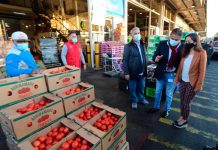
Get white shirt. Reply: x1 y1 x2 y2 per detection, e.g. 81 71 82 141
137 44 144 75
182 55 193 82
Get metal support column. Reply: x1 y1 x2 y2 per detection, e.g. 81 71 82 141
75 0 79 29
158 0 165 35
88 0 95 68
148 0 152 36
124 0 128 43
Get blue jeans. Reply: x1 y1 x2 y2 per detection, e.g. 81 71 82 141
129 77 146 104
153 73 175 111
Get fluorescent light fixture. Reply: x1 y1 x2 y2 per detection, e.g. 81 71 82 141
191 5 195 8
13 12 26 15
139 13 142 14
129 8 132 10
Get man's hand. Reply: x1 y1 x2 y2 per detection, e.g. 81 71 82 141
83 64 87 70
155 55 163 62
125 75 130 80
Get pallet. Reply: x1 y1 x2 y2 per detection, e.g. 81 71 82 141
121 141 129 150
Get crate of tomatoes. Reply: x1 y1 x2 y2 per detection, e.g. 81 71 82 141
17 118 80 150
52 82 95 115
67 102 108 126
0 93 65 142
83 106 127 150
43 66 81 92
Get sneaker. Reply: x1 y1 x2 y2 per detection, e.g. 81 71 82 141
132 103 137 109
173 121 188 128
139 99 149 105
161 111 170 118
148 108 159 113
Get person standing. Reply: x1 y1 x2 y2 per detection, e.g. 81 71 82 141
61 32 86 70
173 33 207 128
6 31 40 77
149 28 183 117
123 27 149 109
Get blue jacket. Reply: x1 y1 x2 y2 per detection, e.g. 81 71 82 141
6 45 38 77
123 40 147 79
152 40 183 80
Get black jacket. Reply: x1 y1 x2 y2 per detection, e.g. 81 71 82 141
152 41 183 80
123 40 147 79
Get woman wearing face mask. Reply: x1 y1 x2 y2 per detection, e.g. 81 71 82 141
173 33 207 128
61 32 86 70
5 31 40 77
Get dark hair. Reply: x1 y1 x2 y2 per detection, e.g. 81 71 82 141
171 28 182 37
182 33 203 57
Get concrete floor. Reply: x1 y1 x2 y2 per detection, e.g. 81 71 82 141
1 60 218 150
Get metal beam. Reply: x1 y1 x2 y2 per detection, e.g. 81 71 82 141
178 7 204 12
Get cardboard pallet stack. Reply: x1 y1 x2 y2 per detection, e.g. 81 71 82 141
0 65 128 150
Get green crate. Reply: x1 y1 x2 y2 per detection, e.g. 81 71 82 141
147 46 156 51
181 32 189 40
159 36 169 41
145 87 156 98
146 53 154 60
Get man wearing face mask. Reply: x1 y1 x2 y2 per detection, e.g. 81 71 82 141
5 31 39 77
123 27 148 109
61 32 86 69
148 28 183 118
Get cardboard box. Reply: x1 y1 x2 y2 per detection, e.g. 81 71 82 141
109 130 126 150
83 106 127 150
11 118 80 150
53 82 95 115
43 66 81 92
0 93 65 142
67 101 108 126
0 74 47 109
51 128 101 150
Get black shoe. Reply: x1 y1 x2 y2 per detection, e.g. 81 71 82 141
172 120 178 125
148 108 159 113
161 111 169 118
173 121 188 128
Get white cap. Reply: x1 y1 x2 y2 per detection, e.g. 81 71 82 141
11 31 29 41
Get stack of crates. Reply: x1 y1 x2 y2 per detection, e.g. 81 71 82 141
147 35 160 60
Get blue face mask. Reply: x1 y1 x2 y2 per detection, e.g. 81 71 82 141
72 38 78 43
16 43 29 51
133 34 141 42
169 39 179 46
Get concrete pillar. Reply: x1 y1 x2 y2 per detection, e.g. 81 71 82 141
134 11 137 27
148 0 152 36
75 0 79 29
158 0 165 35
173 11 178 29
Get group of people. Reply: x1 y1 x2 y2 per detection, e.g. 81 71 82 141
5 31 86 77
123 27 207 129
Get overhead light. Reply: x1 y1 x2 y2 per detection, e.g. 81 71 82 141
13 12 26 15
139 13 142 14
129 8 132 11
191 5 195 8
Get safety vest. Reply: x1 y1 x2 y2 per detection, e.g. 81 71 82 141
66 40 81 68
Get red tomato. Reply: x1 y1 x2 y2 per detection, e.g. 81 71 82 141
52 131 58 137
75 137 81 142
67 139 73 144
39 100 46 106
59 127 65 132
102 114 107 119
38 136 47 143
71 141 79 148
81 145 88 150
63 127 70 134
32 140 41 147
45 145 52 149
96 123 102 128
107 112 112 117
56 133 64 141
52 141 58 146
47 131 53 137
61 142 70 149
82 140 88 145
45 137 53 145
79 113 85 118
107 125 113 130
39 143 45 149
101 120 106 125
97 119 101 123
101 125 107 130
52 127 58 132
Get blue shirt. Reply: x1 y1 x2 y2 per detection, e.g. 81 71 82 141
6 46 38 77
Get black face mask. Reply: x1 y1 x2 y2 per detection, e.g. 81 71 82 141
185 43 195 50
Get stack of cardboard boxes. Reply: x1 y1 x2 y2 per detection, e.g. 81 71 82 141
0 65 128 150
